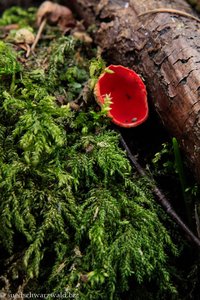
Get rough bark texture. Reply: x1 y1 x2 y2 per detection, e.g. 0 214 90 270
65 0 200 183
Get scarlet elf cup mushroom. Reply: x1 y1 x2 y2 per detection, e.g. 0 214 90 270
94 65 148 128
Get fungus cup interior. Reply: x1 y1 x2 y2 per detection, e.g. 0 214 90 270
95 65 148 128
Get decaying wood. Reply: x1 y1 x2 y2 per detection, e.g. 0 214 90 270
66 0 200 184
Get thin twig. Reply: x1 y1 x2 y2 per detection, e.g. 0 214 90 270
120 133 200 249
138 8 200 23
30 18 47 55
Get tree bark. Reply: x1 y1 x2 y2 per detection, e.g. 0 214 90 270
66 0 200 184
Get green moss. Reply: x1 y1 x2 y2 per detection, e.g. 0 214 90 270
0 6 36 27
0 6 179 299
0 41 21 76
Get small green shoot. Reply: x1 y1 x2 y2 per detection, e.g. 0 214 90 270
104 67 114 74
101 93 113 114
90 93 112 125
172 137 191 225
89 58 106 89
172 137 187 196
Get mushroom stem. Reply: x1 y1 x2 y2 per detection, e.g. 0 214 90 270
30 17 47 55
119 133 200 249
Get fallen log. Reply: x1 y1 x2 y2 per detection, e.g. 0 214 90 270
66 0 200 184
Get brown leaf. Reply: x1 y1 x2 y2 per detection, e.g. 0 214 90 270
69 101 80 111
14 28 35 44
72 31 93 44
36 1 75 31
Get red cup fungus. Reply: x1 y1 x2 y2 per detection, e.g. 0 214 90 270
94 65 148 128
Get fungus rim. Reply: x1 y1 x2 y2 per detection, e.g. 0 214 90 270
94 65 148 128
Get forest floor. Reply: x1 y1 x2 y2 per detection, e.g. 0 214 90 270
0 3 200 300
